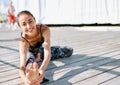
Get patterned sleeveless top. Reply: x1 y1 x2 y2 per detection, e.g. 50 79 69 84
21 25 44 54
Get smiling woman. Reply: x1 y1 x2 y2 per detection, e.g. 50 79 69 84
17 10 51 85
17 10 73 85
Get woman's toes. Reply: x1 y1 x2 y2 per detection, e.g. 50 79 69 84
29 63 33 69
33 62 38 70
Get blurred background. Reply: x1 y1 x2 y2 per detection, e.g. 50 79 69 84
0 1 120 85
0 0 120 25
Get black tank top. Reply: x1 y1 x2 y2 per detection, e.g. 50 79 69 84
21 25 44 53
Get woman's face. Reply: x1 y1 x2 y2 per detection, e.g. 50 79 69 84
18 14 36 36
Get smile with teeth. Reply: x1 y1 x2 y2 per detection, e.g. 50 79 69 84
28 28 33 32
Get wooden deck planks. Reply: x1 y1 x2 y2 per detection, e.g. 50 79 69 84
0 27 120 85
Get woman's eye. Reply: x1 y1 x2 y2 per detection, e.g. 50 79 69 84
29 20 32 24
22 23 26 26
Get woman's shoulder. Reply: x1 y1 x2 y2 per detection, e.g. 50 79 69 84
37 24 49 28
19 33 29 47
20 37 28 45
37 24 50 32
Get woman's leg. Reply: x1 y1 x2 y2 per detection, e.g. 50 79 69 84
51 46 73 60
25 52 40 85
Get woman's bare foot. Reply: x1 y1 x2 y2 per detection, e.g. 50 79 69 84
25 62 40 84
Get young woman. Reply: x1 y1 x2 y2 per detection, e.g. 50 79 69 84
17 10 51 85
17 10 73 85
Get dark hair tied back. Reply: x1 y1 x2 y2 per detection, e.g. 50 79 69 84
17 10 35 26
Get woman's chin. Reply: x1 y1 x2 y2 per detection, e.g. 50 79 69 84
27 32 33 36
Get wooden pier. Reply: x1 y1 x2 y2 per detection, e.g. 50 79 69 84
0 26 120 85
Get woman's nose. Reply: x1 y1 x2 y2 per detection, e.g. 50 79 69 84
26 24 31 29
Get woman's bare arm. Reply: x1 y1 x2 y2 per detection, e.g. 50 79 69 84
39 25 51 71
19 39 29 82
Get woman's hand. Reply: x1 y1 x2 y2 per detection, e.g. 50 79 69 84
39 70 45 83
